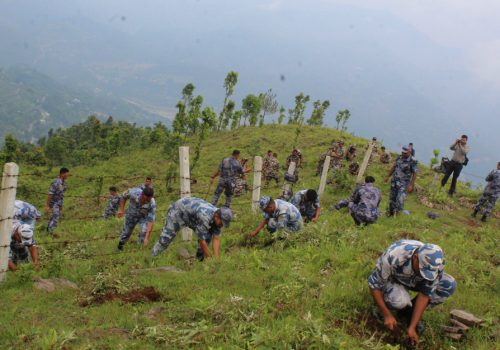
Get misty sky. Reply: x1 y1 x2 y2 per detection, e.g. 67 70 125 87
1 0 499 183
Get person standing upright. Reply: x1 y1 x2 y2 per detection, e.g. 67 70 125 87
441 135 469 196
45 167 70 234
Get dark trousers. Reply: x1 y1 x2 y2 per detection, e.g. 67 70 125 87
441 161 463 194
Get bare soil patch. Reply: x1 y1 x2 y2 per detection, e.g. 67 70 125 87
80 286 162 307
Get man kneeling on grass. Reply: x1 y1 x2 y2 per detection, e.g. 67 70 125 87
368 240 456 345
151 197 233 261
290 189 321 223
249 196 303 237
8 223 38 271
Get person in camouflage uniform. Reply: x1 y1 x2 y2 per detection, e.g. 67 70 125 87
262 150 273 177
385 146 418 216
45 167 70 234
8 223 39 272
334 176 381 225
367 137 379 164
472 162 500 222
117 187 156 250
211 150 249 207
103 186 121 219
264 153 280 186
348 161 360 176
139 177 153 190
330 140 345 170
151 197 233 260
368 240 456 345
290 189 321 222
379 146 392 164
316 147 334 176
249 196 303 237
13 200 41 231
345 145 357 162
234 158 250 196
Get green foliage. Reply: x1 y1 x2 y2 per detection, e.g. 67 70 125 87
335 109 351 131
218 71 239 130
430 148 440 167
278 106 286 125
242 94 262 127
307 99 330 126
258 88 278 126
288 93 310 125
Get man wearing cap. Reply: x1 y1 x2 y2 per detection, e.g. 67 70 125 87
45 167 70 234
330 140 345 170
334 176 381 225
249 196 303 237
264 152 280 187
472 162 500 222
103 186 121 219
210 150 250 207
368 240 456 345
441 135 469 196
286 148 302 176
367 137 379 164
117 186 156 250
13 200 42 230
8 223 38 271
384 146 418 216
291 189 321 223
262 150 273 179
379 146 392 164
151 197 233 260
139 176 153 191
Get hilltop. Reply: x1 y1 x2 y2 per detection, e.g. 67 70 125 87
0 125 498 349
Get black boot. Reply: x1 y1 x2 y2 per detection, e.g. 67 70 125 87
117 242 124 251
481 215 487 222
471 210 478 218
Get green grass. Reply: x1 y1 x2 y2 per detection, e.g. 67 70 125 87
1 125 498 349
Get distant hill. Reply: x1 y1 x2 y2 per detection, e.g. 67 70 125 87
0 67 169 142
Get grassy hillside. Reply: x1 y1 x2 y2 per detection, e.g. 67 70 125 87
1 125 498 349
0 67 166 142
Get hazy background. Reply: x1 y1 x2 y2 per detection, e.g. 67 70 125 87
1 0 499 183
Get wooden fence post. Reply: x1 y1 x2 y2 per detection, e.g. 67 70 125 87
179 147 192 241
252 156 263 212
0 163 19 282
318 155 331 195
356 139 375 184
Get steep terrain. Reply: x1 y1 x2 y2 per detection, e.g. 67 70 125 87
0 125 498 349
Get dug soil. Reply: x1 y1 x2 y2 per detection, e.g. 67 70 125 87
80 286 162 307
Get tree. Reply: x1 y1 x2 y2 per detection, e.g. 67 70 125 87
340 109 350 131
231 110 244 129
335 111 343 130
307 99 330 126
221 100 235 130
278 106 286 125
218 71 238 130
172 101 187 134
288 93 310 125
186 95 203 134
242 94 262 127
2 134 21 163
258 89 278 127
182 83 195 107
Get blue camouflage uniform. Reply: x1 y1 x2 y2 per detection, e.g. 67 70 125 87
13 200 41 230
336 183 381 224
368 240 456 310
9 223 36 264
264 199 303 233
103 194 121 219
389 156 418 215
118 188 156 245
152 197 220 256
474 169 500 218
212 156 244 207
47 178 66 233
291 190 320 221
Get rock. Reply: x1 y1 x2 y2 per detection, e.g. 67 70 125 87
130 266 184 274
34 278 78 292
450 319 470 331
444 332 463 341
441 326 464 334
426 211 439 220
177 246 193 260
450 309 484 327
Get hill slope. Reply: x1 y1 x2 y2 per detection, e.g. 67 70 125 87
0 67 167 142
0 125 498 349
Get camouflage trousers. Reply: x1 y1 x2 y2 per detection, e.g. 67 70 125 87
212 178 235 207
474 193 498 217
47 203 62 233
267 218 303 233
118 215 148 245
383 273 456 310
389 183 407 215
264 170 280 186
335 200 377 225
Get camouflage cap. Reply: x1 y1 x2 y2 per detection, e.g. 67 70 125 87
13 223 34 245
417 243 444 281
259 196 271 210
218 207 233 228
402 145 410 153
